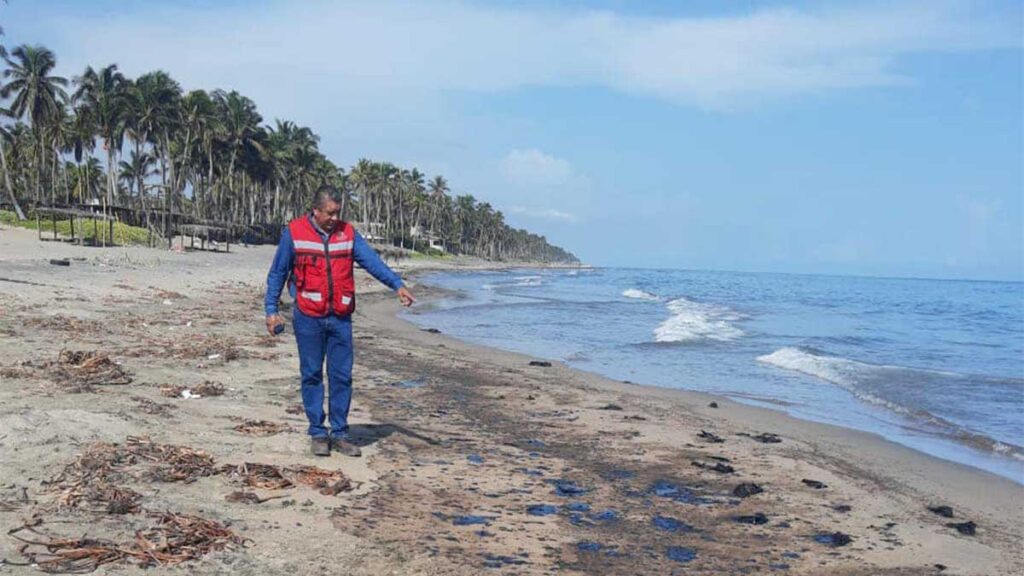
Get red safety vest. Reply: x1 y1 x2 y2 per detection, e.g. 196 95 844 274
288 216 356 317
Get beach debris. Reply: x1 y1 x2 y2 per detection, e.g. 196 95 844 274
160 381 226 399
422 328 442 334
598 403 623 411
154 289 186 300
232 419 292 436
394 379 426 389
54 350 133 389
61 482 143 515
550 479 587 497
219 463 293 490
0 488 31 512
285 404 304 415
649 480 715 505
528 361 552 367
692 460 735 474
288 465 354 496
126 437 219 483
24 314 102 333
479 553 528 565
813 532 853 547
566 502 591 512
928 505 954 518
708 401 719 408
526 504 559 516
734 512 769 525
801 479 827 489
467 454 485 464
10 512 245 571
224 491 286 505
698 430 725 443
665 546 698 563
589 509 619 522
119 334 256 363
49 437 218 493
946 521 977 536
833 504 852 513
576 541 602 553
652 516 693 533
48 258 70 266
740 432 782 444
130 396 177 416
452 515 491 526
733 483 764 498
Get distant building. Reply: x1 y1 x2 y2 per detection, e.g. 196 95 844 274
411 225 446 252
351 221 385 241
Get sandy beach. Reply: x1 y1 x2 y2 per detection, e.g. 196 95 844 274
0 226 1021 575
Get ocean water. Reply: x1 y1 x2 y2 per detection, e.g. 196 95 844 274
403 268 1024 482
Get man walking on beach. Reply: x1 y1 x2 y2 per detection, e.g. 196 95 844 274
265 186 415 457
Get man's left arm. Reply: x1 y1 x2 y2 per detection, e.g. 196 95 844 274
352 231 416 306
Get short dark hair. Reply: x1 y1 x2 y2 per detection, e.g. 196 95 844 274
312 185 343 209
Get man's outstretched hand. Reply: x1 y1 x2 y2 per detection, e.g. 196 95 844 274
397 286 416 307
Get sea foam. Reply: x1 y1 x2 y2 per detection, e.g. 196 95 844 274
758 347 1024 460
654 298 744 343
755 347 910 413
622 288 661 301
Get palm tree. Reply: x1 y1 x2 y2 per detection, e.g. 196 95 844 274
73 64 126 211
1 44 68 204
427 174 449 238
118 150 155 199
213 89 264 221
126 71 181 232
0 30 24 219
64 105 96 204
178 89 218 217
0 113 25 219
65 157 104 202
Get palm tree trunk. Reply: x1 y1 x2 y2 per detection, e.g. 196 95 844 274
0 141 26 220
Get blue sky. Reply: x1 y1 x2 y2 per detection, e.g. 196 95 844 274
3 1 1021 280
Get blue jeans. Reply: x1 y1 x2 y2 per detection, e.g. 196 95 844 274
293 309 354 439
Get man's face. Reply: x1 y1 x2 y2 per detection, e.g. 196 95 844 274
313 199 341 231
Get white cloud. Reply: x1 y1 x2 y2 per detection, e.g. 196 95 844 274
500 149 574 187
507 206 579 222
21 0 1021 114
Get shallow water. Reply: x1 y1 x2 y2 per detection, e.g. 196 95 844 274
405 268 1024 482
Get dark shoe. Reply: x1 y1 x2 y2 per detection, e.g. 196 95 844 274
331 438 362 457
311 437 330 457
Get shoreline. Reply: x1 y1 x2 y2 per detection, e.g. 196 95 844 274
384 282 1022 503
1 226 1021 574
401 267 1024 485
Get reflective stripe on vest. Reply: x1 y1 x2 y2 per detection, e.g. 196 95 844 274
293 239 325 252
300 291 322 302
328 241 353 253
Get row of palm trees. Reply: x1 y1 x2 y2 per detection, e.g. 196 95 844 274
0 42 578 263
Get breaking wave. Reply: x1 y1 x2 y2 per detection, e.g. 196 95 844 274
757 347 1024 461
512 275 543 287
654 297 745 343
622 288 661 301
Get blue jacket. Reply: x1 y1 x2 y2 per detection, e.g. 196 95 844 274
265 217 404 315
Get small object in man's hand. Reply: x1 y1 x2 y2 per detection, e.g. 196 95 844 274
273 324 285 335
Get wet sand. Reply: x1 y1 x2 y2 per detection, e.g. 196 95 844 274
0 226 1021 575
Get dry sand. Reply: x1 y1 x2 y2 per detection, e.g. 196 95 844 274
0 225 1021 575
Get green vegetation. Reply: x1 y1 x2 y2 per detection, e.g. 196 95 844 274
0 41 578 263
0 209 150 245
